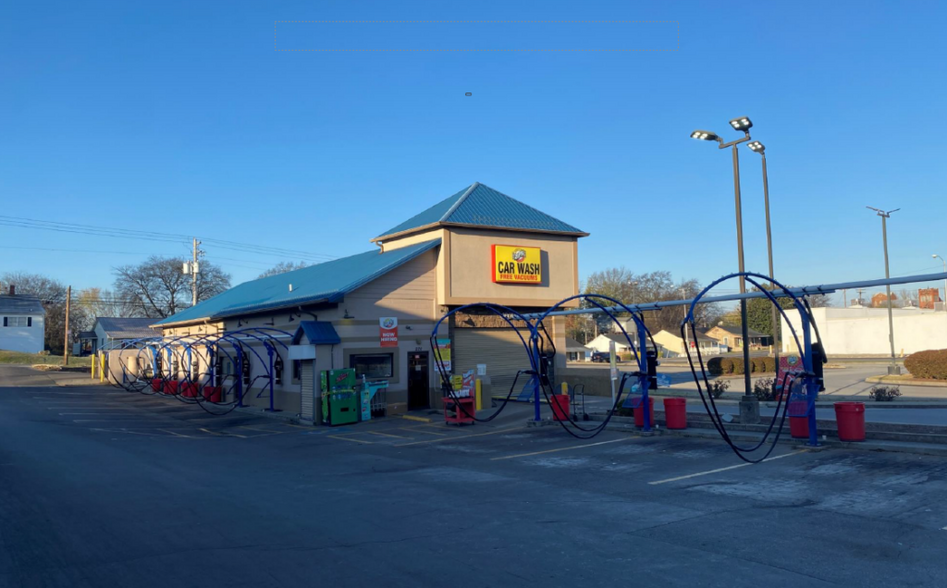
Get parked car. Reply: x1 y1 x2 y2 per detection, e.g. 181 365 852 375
591 351 609 363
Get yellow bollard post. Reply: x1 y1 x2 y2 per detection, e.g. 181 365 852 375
100 353 106 383
475 379 483 411
91 353 96 379
561 382 569 395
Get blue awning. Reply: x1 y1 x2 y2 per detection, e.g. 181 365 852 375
293 321 341 345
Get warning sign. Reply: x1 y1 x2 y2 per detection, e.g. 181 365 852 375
379 317 398 347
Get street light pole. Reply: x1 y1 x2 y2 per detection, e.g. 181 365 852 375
691 117 759 423
748 141 779 363
933 254 947 312
868 206 900 375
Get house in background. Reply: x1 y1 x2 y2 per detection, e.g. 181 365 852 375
651 329 721 358
705 324 771 350
90 317 161 352
565 337 590 362
586 332 636 355
0 286 46 354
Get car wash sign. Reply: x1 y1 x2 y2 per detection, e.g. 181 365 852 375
379 317 398 347
492 245 542 284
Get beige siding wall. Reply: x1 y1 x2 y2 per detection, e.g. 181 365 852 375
380 229 448 304
446 227 579 307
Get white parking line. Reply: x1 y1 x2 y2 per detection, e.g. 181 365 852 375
648 450 808 485
491 437 634 461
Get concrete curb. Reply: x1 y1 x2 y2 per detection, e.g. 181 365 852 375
401 414 433 423
865 375 947 388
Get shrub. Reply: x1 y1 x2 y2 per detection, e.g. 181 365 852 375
709 379 730 399
869 386 902 402
730 358 745 375
720 358 734 374
750 358 765 373
904 349 947 380
707 357 724 376
618 352 633 362
761 357 776 373
753 378 777 401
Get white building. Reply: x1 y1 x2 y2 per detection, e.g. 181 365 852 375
586 332 636 354
781 306 947 356
92 317 160 352
0 289 46 354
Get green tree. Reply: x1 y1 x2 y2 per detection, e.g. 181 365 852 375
722 286 831 339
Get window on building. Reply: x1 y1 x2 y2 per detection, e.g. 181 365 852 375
350 354 394 379
292 360 301 384
3 316 31 327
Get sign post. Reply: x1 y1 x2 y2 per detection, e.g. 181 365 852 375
609 340 617 406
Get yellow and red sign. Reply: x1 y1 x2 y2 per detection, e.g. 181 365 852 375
492 245 542 284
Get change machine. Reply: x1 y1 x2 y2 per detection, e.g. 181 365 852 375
358 376 389 422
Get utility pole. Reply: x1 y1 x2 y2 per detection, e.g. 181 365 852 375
857 288 865 307
681 287 689 354
191 238 202 307
842 288 847 308
867 207 900 375
63 285 71 366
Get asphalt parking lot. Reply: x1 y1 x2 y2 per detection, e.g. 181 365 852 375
3 371 947 587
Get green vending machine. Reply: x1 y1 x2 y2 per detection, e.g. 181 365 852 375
321 368 358 426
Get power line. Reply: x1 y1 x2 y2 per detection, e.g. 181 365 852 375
0 215 337 262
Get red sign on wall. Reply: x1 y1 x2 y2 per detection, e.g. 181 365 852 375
379 317 398 347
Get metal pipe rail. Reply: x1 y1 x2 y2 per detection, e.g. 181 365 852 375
522 272 947 319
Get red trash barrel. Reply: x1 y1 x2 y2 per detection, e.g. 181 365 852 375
789 416 809 439
151 378 162 392
632 396 655 428
203 386 223 402
551 394 570 421
663 397 687 429
181 383 198 398
164 380 179 395
834 402 866 441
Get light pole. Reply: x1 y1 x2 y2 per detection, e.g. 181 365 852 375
691 116 758 423
867 206 901 375
748 140 780 361
933 254 947 312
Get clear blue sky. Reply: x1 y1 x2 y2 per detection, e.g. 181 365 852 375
2 0 946 303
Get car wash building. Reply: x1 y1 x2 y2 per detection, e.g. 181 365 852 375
154 182 586 420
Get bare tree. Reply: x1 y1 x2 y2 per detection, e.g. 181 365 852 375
257 261 311 279
114 256 230 319
76 287 139 326
581 268 722 335
0 271 84 354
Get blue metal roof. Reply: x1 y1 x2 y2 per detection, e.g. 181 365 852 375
293 321 341 345
155 239 440 326
374 182 586 240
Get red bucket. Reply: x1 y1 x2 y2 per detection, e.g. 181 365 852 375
834 402 865 442
163 381 179 395
789 416 809 439
203 386 222 402
631 396 655 428
151 378 162 392
181 382 199 398
663 397 687 429
550 394 570 421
